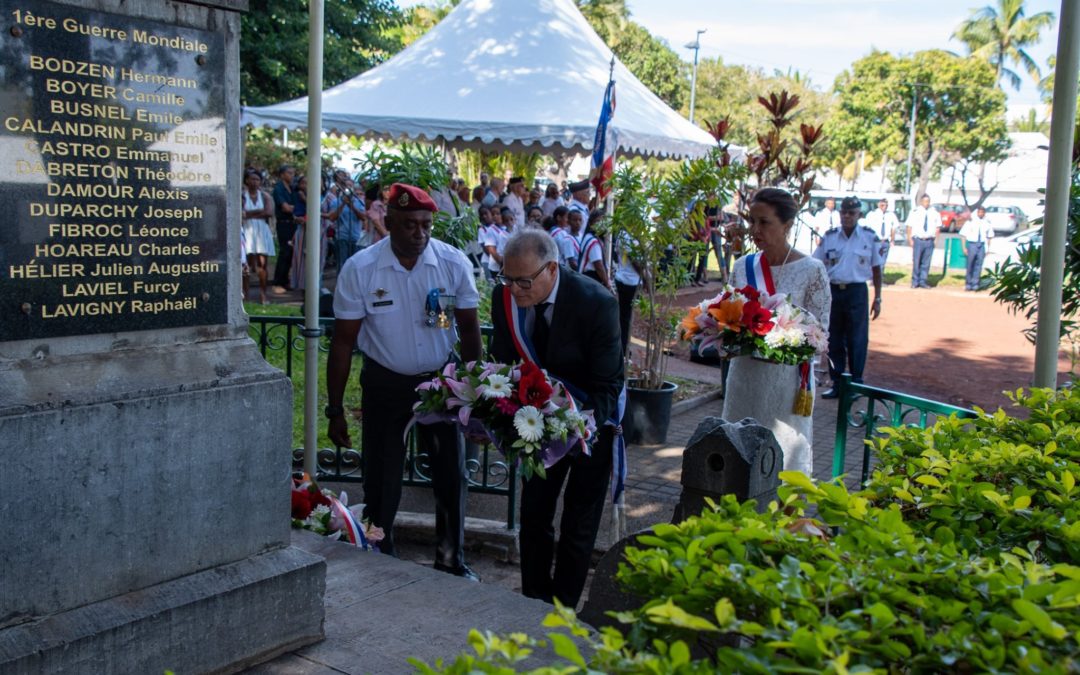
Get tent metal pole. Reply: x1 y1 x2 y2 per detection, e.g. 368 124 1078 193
1034 0 1079 389
303 0 325 477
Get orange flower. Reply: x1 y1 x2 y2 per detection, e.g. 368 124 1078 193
708 299 744 332
680 306 702 336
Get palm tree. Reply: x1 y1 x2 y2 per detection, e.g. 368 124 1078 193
1009 108 1050 134
952 0 1056 91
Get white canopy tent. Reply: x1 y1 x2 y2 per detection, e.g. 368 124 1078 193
241 0 718 159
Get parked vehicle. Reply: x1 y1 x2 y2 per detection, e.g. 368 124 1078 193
983 205 1028 235
933 203 969 232
984 225 1042 268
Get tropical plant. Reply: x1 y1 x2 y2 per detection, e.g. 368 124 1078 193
952 0 1056 92
413 386 1080 674
709 90 824 219
608 153 744 390
989 133 1080 342
354 143 477 250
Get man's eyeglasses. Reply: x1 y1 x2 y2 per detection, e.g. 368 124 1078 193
495 263 552 290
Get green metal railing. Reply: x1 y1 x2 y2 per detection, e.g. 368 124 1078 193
832 374 978 484
248 315 517 529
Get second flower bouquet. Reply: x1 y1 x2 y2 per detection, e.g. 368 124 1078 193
411 360 597 479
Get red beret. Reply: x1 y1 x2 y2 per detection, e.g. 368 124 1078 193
387 183 438 212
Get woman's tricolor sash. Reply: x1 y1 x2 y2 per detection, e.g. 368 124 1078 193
745 253 815 416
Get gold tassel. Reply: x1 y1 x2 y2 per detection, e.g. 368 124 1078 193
793 388 814 416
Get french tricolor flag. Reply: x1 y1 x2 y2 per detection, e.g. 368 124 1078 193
590 72 616 200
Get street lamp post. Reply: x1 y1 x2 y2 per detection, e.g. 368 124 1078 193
685 29 706 124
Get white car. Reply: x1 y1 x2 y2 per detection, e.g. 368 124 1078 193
983 205 1028 235
984 225 1042 269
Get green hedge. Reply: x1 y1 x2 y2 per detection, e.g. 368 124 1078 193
412 386 1080 674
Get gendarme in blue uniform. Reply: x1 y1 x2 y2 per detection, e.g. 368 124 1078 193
813 205 883 388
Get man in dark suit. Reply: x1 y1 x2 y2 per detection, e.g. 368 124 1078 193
489 229 623 607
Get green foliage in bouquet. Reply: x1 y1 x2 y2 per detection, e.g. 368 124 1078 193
411 386 1080 674
355 143 478 250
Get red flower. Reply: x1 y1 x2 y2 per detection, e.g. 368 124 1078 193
494 397 520 415
291 483 330 519
739 285 760 302
517 362 554 408
741 300 774 336
292 489 314 519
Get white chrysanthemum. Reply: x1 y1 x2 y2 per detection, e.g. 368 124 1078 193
311 504 331 519
513 406 545 442
764 327 805 348
546 416 567 437
482 374 512 399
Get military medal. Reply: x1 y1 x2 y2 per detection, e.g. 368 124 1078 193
425 288 440 327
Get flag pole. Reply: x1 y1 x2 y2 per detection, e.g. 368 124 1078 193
302 0 325 478
602 56 616 282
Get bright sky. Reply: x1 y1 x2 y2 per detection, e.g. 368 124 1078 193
628 0 1060 109
396 0 1062 110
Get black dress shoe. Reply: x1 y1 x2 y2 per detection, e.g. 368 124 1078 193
433 562 481 582
820 388 839 399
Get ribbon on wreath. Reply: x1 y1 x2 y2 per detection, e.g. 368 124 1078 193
745 253 815 417
329 494 370 550
502 286 629 504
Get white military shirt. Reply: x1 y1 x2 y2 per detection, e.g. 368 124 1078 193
906 206 942 240
863 208 899 242
333 237 479 376
568 198 590 224
958 214 995 243
482 224 511 272
812 225 883 284
815 207 841 231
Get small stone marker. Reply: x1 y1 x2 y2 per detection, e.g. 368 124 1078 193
582 417 782 629
673 416 782 521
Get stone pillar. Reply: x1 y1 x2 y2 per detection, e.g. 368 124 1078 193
0 1 325 672
673 416 782 522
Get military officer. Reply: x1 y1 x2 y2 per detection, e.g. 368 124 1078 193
862 198 899 264
813 196 883 397
958 205 995 291
326 183 483 580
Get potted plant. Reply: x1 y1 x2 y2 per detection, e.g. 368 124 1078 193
608 150 743 444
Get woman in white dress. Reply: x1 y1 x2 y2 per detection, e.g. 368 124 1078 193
242 168 275 304
721 188 831 477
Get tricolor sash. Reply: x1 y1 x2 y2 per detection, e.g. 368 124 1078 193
329 495 371 550
745 253 815 416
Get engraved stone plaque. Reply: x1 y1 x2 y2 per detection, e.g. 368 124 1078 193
0 0 228 340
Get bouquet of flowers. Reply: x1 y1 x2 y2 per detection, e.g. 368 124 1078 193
291 476 384 550
680 285 828 366
412 361 596 479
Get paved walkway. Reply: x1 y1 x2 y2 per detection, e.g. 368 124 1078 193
252 387 871 674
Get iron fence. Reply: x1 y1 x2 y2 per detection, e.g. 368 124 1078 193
833 373 978 484
248 315 517 528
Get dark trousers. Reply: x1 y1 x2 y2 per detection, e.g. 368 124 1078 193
828 283 869 384
273 219 297 287
615 280 638 357
711 231 729 282
911 238 934 288
965 241 986 290
360 357 466 566
520 426 614 608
